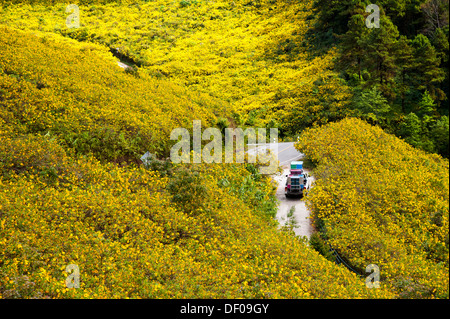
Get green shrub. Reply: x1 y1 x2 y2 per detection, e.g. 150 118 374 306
309 232 335 263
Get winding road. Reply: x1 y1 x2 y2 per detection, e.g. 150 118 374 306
250 142 314 239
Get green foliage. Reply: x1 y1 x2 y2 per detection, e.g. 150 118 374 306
396 91 448 155
141 154 174 177
179 0 198 7
309 232 336 263
280 206 299 236
124 65 140 78
166 167 208 216
1 275 44 299
416 91 436 117
62 128 144 164
430 116 450 158
398 112 423 146
351 86 391 125
410 33 446 101
0 134 67 183
215 117 230 135
310 0 449 157
0 0 354 140
4 128 385 299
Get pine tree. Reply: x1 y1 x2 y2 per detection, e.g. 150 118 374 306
352 86 391 125
338 12 369 82
363 15 400 101
411 34 446 102
431 27 449 113
312 0 363 35
395 35 415 113
398 112 423 147
431 115 449 157
417 90 437 116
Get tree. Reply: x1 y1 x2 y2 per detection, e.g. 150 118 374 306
394 35 415 113
389 0 427 36
416 90 437 116
352 86 391 125
431 27 449 113
312 0 428 36
338 12 370 82
398 112 423 147
312 0 363 35
430 115 449 157
421 0 450 34
410 34 446 102
398 112 436 153
363 15 400 101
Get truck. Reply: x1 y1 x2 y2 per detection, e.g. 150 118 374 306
285 161 308 198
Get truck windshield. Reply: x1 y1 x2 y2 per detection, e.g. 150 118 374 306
291 179 300 186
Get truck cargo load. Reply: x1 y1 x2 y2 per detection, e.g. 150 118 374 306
290 161 303 170
290 169 303 175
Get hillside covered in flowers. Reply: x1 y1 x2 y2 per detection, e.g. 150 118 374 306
0 0 448 299
0 25 396 298
297 118 449 298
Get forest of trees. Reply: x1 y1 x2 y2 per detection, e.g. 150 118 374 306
310 0 449 157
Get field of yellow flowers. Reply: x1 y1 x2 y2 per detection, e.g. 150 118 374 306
296 118 449 298
0 22 395 298
0 133 395 298
1 0 447 300
0 0 352 134
0 25 225 161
